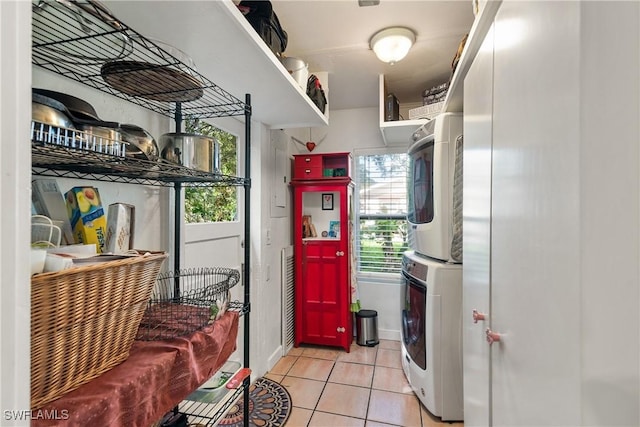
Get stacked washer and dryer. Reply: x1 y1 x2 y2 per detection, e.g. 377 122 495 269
401 113 464 421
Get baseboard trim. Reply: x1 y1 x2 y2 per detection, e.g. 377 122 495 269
378 328 400 342
267 345 284 371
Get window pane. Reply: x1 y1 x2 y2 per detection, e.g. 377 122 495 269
356 153 408 274
358 216 408 273
184 119 237 223
358 154 408 215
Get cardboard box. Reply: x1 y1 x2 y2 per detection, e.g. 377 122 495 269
65 186 107 253
32 179 74 245
105 203 135 254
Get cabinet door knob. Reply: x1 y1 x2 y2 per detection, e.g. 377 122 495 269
486 328 501 345
305 169 311 173
336 327 345 333
336 251 344 256
472 309 486 323
305 158 311 162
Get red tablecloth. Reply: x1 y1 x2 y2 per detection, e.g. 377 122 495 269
32 311 239 427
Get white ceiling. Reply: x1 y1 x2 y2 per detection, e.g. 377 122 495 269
271 0 475 111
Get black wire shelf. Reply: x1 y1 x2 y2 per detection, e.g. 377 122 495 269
32 141 248 187
31 3 253 426
31 0 248 120
179 382 248 426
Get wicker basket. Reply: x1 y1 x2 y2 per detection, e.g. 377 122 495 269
30 251 168 409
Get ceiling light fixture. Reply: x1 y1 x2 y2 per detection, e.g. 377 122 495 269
369 27 416 65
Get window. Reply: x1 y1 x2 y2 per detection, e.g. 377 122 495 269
355 152 408 274
184 119 237 223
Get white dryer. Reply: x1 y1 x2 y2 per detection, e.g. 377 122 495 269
400 250 463 421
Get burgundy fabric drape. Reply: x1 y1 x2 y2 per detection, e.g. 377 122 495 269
32 311 239 427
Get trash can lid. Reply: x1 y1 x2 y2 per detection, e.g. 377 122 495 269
356 309 377 318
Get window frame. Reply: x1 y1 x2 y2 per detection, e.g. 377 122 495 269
353 147 408 282
183 118 240 224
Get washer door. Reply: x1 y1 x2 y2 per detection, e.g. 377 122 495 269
401 270 427 370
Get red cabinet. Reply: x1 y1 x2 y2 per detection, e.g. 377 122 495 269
293 152 351 181
291 153 353 352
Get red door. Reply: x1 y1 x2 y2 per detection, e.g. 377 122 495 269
301 240 343 345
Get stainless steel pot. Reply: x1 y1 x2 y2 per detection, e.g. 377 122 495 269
120 124 159 161
279 56 309 89
159 133 219 173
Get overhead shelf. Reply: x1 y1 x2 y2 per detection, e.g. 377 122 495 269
377 0 502 143
442 0 503 113
379 119 427 146
104 0 328 129
378 75 426 145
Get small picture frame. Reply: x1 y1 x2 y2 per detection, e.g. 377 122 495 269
322 193 334 210
329 220 340 238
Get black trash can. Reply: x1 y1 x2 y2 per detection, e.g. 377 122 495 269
355 309 379 347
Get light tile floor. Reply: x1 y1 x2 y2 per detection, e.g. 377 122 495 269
265 340 464 427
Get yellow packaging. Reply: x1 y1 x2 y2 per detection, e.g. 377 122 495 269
65 186 107 253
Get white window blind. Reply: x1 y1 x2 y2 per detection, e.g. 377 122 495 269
356 153 408 274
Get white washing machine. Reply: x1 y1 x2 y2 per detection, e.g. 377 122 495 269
400 250 463 421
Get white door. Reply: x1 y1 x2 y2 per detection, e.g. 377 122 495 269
490 2 582 424
183 116 245 281
462 21 494 427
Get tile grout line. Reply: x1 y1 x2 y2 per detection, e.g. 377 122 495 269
305 353 340 427
281 343 423 426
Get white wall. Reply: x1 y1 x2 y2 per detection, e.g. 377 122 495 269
289 106 389 155
1 2 31 423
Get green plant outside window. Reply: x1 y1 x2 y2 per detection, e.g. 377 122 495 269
184 119 237 223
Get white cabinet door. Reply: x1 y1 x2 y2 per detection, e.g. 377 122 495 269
462 22 495 427
490 2 582 425
462 2 639 425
